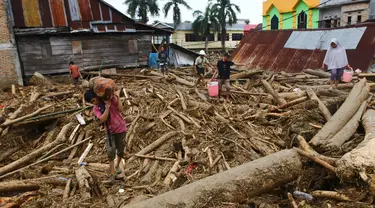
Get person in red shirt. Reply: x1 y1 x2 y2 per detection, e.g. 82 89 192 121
69 62 81 86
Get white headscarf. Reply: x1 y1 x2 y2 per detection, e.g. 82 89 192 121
323 38 348 70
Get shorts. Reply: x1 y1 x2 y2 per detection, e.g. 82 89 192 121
106 132 126 161
73 77 79 85
330 68 344 81
218 79 231 91
196 67 205 76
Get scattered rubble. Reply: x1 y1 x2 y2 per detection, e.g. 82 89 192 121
0 67 375 208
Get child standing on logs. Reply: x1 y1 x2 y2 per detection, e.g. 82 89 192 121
84 88 126 183
322 38 350 90
69 62 81 87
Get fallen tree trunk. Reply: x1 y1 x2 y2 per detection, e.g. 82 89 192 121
127 131 178 163
230 70 263 80
324 101 367 152
0 122 73 177
187 100 214 115
261 80 287 105
122 149 302 208
298 83 375 90
336 109 375 180
309 79 369 149
303 69 331 78
1 104 53 127
0 176 66 194
269 97 308 112
306 88 332 121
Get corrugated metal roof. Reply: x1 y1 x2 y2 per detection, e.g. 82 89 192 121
9 0 171 35
284 27 366 50
231 23 375 72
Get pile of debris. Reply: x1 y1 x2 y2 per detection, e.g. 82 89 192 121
0 67 374 208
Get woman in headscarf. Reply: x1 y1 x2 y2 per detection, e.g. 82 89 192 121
322 38 350 89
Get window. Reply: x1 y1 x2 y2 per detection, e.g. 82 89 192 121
323 19 331 28
357 15 362 23
72 41 82 55
218 33 229 41
333 19 338 27
128 39 138 54
232 33 243 41
185 34 213 42
348 16 352 25
271 15 279 30
298 11 307 29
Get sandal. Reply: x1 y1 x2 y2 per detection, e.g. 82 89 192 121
115 167 122 174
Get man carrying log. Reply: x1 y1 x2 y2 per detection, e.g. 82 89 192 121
84 79 127 183
213 53 245 102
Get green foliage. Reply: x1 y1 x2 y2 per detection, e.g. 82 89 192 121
163 0 192 29
124 0 160 23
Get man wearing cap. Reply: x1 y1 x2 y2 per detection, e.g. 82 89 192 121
213 53 245 101
194 50 212 87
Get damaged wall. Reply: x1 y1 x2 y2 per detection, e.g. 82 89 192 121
17 33 152 76
0 0 22 87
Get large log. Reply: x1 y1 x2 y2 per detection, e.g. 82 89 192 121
309 79 369 148
323 101 367 152
336 109 375 180
122 149 302 208
0 176 66 194
1 104 53 127
306 88 332 121
0 123 73 177
303 69 331 78
261 80 286 105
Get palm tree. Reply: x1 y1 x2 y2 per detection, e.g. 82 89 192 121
124 0 160 23
192 3 219 53
164 0 192 29
212 0 241 51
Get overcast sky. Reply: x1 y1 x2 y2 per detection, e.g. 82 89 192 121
103 0 263 24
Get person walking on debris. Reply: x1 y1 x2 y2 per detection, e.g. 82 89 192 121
194 50 213 87
158 46 169 76
84 89 126 183
322 38 350 90
69 61 82 86
213 53 245 102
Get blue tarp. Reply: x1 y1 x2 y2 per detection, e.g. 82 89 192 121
149 53 159 68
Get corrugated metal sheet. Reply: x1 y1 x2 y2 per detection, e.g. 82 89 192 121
78 0 92 21
50 0 67 27
231 23 375 72
10 0 171 35
285 27 366 50
11 0 25 27
39 0 53 27
68 0 81 21
22 0 41 27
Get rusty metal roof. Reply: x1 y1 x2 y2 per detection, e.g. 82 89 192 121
231 23 375 72
9 0 171 35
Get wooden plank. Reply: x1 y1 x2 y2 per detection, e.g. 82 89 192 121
78 0 92 21
89 0 101 20
38 0 53 27
50 0 67 27
10 0 25 27
68 0 81 21
100 2 110 21
22 0 41 27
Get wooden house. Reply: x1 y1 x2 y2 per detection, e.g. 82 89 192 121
6 0 171 78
